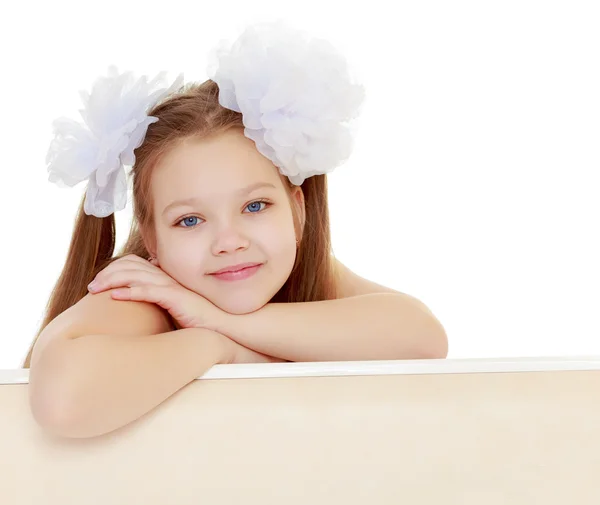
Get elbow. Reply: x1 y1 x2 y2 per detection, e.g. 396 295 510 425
29 363 81 438
29 388 80 438
425 337 448 359
421 321 448 359
396 294 448 359
28 335 90 438
32 405 103 440
408 317 448 360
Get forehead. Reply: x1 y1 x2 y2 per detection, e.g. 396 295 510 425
157 129 271 176
151 129 288 207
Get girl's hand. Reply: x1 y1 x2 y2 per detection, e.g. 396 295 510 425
87 254 225 331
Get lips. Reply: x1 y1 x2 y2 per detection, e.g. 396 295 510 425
210 262 262 275
209 263 263 281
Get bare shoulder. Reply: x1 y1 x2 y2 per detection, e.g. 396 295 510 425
332 258 438 318
66 290 176 338
31 290 175 367
332 257 403 298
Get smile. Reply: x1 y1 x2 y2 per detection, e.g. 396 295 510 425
209 264 262 281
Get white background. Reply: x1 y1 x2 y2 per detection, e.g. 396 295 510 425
1 0 599 369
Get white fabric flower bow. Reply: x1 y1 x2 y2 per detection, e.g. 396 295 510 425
207 20 366 185
46 67 184 218
46 20 365 218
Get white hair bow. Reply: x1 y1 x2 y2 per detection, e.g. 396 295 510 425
46 20 365 218
46 67 184 218
207 20 365 185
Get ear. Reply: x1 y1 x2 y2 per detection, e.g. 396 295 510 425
291 186 306 235
140 226 158 259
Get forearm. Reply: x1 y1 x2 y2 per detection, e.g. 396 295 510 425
34 328 226 439
218 293 448 362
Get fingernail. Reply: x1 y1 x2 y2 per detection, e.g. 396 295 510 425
88 281 98 291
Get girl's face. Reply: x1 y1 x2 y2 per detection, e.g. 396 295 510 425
148 128 304 314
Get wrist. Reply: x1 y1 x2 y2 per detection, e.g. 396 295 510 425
212 309 241 339
185 327 232 365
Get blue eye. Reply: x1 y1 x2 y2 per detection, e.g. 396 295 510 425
246 201 267 213
180 216 200 228
176 200 270 229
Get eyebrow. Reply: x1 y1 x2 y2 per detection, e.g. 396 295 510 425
162 181 277 216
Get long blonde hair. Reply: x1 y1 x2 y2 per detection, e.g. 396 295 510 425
22 79 337 368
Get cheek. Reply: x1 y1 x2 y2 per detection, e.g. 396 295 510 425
155 241 207 287
263 226 298 282
260 221 297 260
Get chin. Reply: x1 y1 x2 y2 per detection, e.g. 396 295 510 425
212 295 271 315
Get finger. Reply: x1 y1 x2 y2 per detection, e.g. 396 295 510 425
123 253 152 265
93 256 159 282
100 255 154 275
89 269 164 293
111 285 202 330
111 285 180 313
93 262 147 283
128 254 160 269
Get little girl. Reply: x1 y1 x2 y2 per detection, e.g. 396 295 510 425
26 21 447 438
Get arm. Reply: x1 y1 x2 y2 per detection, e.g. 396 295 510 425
216 293 448 363
29 328 277 439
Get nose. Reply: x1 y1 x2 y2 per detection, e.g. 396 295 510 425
210 221 250 256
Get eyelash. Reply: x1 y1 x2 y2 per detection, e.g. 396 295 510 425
175 199 272 229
